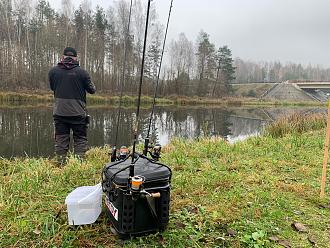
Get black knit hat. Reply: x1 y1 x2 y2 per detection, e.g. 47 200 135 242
63 47 77 57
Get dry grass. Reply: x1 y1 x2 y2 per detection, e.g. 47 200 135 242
232 83 274 98
264 113 327 138
0 91 326 110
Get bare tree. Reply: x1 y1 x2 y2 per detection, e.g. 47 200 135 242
62 0 73 46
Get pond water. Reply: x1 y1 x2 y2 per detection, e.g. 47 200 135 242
0 105 325 158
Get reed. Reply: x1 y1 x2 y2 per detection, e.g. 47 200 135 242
0 92 173 107
0 92 53 103
264 113 327 138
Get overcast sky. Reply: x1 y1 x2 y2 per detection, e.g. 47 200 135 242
48 0 330 67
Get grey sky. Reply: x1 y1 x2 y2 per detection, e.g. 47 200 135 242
49 0 330 67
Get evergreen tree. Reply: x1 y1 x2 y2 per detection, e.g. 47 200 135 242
74 6 85 50
92 6 107 89
145 38 161 79
145 24 162 80
196 30 216 96
213 46 235 96
196 30 215 80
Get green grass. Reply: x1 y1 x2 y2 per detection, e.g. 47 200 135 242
1 118 330 247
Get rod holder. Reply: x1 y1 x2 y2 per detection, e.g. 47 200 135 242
111 146 117 162
143 138 149 156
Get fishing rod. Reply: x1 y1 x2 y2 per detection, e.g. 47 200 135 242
143 0 174 158
130 0 152 177
111 0 133 162
102 0 173 237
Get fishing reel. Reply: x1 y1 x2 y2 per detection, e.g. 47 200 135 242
129 175 160 201
151 144 161 160
146 143 162 161
130 175 144 200
143 138 162 161
111 145 130 162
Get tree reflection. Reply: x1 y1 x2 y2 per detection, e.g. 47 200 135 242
0 106 281 158
0 107 54 158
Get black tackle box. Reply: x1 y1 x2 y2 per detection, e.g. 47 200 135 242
102 155 172 238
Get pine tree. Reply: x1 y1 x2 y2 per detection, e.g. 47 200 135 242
145 38 161 79
74 6 85 51
92 6 107 89
213 46 235 97
196 30 215 80
196 30 216 96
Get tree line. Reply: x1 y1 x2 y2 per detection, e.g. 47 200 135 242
234 59 330 84
1 0 329 97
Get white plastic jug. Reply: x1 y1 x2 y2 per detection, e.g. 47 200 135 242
65 183 102 225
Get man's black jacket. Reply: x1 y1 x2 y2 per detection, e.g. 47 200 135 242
49 57 96 118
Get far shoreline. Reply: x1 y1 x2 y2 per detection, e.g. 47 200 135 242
0 91 326 108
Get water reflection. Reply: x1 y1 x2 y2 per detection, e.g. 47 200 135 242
0 106 324 158
0 107 54 158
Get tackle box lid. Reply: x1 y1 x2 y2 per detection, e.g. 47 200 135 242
103 156 171 186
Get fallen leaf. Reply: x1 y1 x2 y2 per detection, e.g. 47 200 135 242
188 206 199 214
158 234 164 244
269 236 291 248
55 210 62 219
293 210 302 215
55 205 65 219
278 239 291 248
319 204 330 209
215 236 226 241
226 228 237 237
269 236 280 242
308 236 317 246
175 221 186 229
33 228 41 235
291 222 308 232
198 237 207 243
110 226 118 235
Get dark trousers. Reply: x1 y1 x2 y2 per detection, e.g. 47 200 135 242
54 118 88 157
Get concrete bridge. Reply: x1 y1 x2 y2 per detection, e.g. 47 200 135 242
233 80 330 88
292 81 330 89
261 80 330 102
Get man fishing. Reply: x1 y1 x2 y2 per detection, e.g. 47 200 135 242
49 47 96 165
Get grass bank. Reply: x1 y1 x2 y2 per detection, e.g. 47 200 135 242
0 91 325 107
0 92 173 107
1 115 330 247
265 113 327 138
